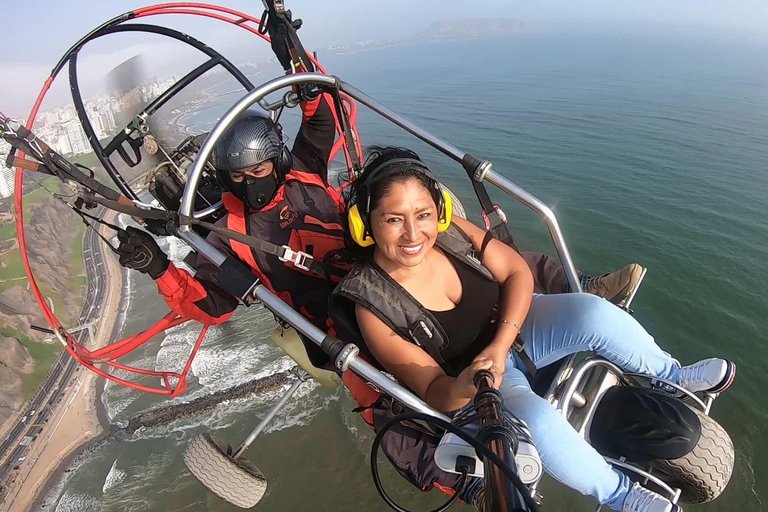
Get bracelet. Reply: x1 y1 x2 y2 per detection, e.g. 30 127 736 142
500 319 522 331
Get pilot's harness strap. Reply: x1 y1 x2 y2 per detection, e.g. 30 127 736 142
182 215 346 280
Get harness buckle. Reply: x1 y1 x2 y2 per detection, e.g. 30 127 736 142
279 245 312 271
481 205 508 230
408 320 433 347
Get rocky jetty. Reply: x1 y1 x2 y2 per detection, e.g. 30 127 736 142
118 368 298 435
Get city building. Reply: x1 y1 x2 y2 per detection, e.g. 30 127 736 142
0 139 15 199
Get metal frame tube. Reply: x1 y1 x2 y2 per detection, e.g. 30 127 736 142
234 373 306 458
339 82 466 163
603 457 681 503
178 73 337 225
176 71 585 425
560 357 626 418
253 285 449 421
485 170 582 293
622 373 709 413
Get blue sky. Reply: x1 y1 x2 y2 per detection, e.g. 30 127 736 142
2 0 766 117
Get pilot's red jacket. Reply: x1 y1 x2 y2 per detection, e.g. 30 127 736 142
154 89 346 367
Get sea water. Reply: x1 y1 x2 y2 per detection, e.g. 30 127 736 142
43 28 768 511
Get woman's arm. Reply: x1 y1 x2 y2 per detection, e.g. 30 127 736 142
451 217 535 375
355 304 494 412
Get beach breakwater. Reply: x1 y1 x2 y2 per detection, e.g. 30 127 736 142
115 368 298 436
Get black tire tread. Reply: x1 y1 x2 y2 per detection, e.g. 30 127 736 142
652 408 734 504
183 433 267 508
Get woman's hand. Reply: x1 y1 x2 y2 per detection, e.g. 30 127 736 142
474 342 509 380
453 358 497 399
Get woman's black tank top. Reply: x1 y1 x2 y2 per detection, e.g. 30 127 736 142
427 255 501 377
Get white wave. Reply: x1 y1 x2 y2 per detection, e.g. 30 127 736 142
95 451 175 512
190 339 272 390
263 379 333 434
153 325 201 376
39 438 111 511
102 457 127 494
102 354 157 420
53 492 102 512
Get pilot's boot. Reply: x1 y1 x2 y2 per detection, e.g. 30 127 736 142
584 263 645 306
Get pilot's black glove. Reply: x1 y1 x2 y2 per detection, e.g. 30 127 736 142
267 8 314 73
116 226 169 279
269 20 294 72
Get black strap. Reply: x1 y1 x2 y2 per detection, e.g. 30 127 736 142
75 207 122 232
480 230 494 261
1 120 122 201
513 339 537 377
54 197 122 255
406 318 446 366
91 195 175 220
185 216 346 280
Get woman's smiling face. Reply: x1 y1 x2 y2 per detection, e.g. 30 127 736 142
369 178 439 268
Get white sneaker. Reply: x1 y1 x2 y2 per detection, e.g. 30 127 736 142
622 482 681 512
678 358 736 394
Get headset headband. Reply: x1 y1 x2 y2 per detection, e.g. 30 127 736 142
360 158 439 215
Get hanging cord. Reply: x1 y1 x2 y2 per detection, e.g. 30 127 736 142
371 411 538 512
71 207 123 254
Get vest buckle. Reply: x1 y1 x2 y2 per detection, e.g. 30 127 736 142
279 245 312 271
408 320 433 347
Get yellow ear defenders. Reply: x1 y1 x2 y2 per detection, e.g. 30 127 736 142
348 159 453 247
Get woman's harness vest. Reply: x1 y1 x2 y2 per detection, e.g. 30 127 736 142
331 224 496 373
328 225 500 496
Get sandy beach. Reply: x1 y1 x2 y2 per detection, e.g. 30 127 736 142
3 210 123 512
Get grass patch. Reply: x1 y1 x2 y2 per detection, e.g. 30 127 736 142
0 277 27 295
69 221 86 280
0 247 26 281
70 152 100 168
0 325 62 400
0 182 59 243
0 221 15 241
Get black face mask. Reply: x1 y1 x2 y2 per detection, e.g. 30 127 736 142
243 173 279 210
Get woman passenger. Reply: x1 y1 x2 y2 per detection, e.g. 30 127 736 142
330 146 735 512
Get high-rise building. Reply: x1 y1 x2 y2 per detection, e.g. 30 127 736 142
63 120 89 155
56 135 73 156
103 108 116 132
0 139 14 199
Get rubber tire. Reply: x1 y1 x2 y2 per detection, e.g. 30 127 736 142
184 433 267 508
651 407 734 504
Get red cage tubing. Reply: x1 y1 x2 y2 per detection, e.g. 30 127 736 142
15 3 363 396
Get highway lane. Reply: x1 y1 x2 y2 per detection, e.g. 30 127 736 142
0 222 110 495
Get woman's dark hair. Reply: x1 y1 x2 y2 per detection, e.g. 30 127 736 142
326 145 441 265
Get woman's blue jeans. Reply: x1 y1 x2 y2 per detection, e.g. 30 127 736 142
462 293 680 510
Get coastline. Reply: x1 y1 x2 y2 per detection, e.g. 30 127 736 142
12 210 123 512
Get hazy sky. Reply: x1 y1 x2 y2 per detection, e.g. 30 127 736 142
1 0 766 118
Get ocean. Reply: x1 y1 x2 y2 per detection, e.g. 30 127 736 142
42 28 768 511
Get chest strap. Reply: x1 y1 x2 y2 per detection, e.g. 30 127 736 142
183 216 344 279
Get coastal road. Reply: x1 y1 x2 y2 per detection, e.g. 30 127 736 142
0 221 109 498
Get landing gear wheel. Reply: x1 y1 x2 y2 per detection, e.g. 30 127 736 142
652 408 734 504
184 433 268 508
